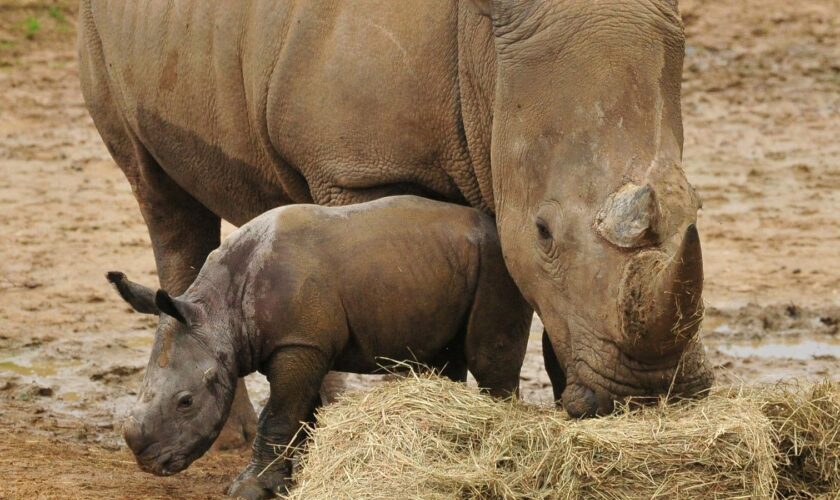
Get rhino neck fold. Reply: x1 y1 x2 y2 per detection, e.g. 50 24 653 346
185 275 256 380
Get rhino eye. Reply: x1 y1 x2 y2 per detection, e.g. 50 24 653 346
536 219 553 241
177 393 194 411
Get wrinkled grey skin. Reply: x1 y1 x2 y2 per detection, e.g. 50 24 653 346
80 0 712 438
109 196 533 498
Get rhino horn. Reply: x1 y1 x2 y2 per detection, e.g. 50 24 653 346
595 183 660 248
621 224 704 352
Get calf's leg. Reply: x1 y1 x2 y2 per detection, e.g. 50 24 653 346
436 337 468 383
463 275 532 398
228 346 330 499
318 371 349 404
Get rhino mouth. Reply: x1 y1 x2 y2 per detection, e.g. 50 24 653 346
128 420 222 477
132 443 194 477
562 358 714 418
551 323 714 418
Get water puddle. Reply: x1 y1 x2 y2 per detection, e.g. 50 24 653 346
716 338 840 360
0 351 82 376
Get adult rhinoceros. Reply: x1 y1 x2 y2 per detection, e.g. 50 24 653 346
79 0 713 448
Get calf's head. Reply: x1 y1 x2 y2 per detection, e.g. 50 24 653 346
470 0 713 415
107 272 236 475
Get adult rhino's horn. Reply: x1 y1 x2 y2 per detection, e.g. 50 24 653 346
650 224 704 342
595 183 660 248
621 224 704 354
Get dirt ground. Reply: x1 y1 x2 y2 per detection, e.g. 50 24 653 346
1 0 838 498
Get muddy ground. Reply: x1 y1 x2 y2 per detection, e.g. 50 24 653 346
1 0 838 498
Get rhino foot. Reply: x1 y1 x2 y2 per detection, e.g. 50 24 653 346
227 468 287 500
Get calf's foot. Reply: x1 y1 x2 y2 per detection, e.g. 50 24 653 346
214 379 258 450
228 464 288 500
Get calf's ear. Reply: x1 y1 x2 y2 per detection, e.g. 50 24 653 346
106 271 159 315
155 290 200 326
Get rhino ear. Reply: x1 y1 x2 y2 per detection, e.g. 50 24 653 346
106 271 159 315
154 290 199 325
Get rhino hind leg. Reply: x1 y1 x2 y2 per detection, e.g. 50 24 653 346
437 340 468 383
462 273 533 399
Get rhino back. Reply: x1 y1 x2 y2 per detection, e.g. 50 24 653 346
268 197 488 370
81 1 305 224
81 1 491 224
264 1 481 208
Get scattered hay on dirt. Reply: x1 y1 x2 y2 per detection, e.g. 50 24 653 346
285 374 780 500
0 425 246 499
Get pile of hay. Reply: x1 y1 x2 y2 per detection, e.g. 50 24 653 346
286 374 801 499
755 381 840 497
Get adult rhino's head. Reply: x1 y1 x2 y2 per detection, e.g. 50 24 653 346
106 272 235 475
469 0 713 416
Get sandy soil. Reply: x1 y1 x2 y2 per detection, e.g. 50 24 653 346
0 0 838 498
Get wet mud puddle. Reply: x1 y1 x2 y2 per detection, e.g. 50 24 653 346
717 338 840 360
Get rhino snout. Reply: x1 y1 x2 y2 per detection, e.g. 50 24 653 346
123 414 147 456
123 413 175 475
561 382 615 418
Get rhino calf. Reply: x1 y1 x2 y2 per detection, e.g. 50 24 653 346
108 195 532 499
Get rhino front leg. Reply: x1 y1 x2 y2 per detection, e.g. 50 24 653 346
218 379 259 450
122 144 257 450
229 347 328 499
81 24 256 449
318 371 348 405
542 329 567 403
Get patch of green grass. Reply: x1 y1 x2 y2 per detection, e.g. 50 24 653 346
0 40 15 50
23 16 41 40
47 5 66 24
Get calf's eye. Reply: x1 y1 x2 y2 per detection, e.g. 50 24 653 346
177 393 193 410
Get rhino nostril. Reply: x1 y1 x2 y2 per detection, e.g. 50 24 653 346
158 452 175 476
123 416 149 455
562 383 598 418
